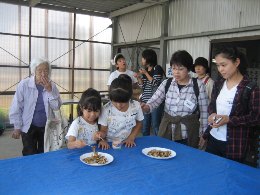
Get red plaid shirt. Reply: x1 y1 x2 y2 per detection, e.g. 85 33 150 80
203 76 260 160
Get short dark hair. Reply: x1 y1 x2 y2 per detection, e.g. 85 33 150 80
114 53 125 65
214 46 248 75
77 88 101 116
118 74 132 84
170 50 193 71
109 77 132 103
142 49 157 67
193 57 209 73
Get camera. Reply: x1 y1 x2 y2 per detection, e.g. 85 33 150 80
214 117 222 124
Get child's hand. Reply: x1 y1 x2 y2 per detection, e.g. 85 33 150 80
124 136 136 147
98 140 110 150
141 102 150 113
93 132 102 141
74 140 87 148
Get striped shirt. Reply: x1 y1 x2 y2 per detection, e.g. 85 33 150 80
147 77 208 134
138 65 164 103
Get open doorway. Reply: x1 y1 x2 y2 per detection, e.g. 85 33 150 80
210 36 260 86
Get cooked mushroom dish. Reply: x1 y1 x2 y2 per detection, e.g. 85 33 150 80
147 149 171 158
83 153 108 164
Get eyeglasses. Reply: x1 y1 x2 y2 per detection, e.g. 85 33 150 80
172 66 187 71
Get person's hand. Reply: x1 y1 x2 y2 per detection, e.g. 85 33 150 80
133 72 140 78
98 140 110 150
141 102 150 113
12 129 21 139
139 68 147 75
74 140 87 148
93 132 105 141
198 136 207 150
123 135 136 147
211 115 229 128
40 76 52 92
208 113 217 124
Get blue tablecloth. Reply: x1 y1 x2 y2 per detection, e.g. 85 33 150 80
1 136 260 194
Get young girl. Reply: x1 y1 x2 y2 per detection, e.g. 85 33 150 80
134 49 164 136
66 88 102 149
97 76 144 149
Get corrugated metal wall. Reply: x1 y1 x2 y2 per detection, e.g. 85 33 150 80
167 0 260 61
116 5 162 43
167 30 260 62
167 37 210 62
114 0 260 62
169 0 260 36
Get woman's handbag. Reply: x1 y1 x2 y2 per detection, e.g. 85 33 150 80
44 106 68 152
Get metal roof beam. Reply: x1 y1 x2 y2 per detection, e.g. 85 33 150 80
36 4 108 17
110 0 168 18
113 37 160 47
29 0 41 7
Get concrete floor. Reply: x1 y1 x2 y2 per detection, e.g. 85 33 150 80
0 129 23 159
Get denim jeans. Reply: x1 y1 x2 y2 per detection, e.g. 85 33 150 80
142 103 164 136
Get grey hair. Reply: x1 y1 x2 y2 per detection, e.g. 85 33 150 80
30 58 52 76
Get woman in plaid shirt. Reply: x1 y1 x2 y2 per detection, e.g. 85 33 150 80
202 46 260 163
142 50 208 148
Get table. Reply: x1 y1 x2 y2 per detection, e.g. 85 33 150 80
1 136 260 194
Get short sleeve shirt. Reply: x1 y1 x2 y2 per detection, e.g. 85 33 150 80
66 116 98 145
210 81 237 141
98 100 144 142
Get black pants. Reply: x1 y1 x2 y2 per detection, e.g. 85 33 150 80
21 125 45 156
206 134 249 165
175 139 188 145
205 134 227 158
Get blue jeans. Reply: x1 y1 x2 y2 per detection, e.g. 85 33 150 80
142 103 164 136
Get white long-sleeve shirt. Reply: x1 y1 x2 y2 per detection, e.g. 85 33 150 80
9 76 61 133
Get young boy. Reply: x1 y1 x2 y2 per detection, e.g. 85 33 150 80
107 53 138 86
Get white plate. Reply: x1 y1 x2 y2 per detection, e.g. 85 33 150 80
80 152 114 166
142 147 176 159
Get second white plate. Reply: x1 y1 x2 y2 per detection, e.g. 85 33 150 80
142 147 176 159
